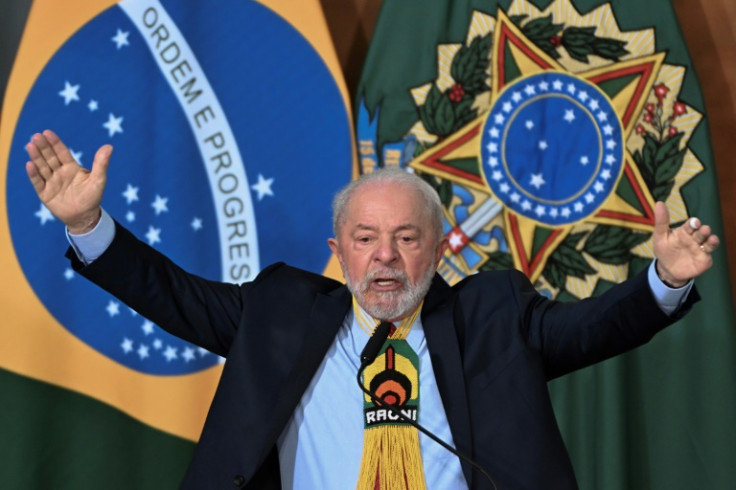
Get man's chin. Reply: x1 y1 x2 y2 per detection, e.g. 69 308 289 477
360 294 413 321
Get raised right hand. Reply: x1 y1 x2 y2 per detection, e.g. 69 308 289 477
25 130 112 234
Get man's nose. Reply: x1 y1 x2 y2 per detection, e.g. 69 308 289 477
374 237 398 264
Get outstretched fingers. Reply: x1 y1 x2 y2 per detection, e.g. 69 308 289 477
25 159 46 195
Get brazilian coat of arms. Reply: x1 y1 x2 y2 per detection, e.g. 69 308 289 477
357 0 703 301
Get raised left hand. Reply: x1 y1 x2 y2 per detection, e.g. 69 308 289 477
652 201 719 287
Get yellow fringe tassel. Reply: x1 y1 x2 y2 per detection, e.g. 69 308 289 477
356 424 426 490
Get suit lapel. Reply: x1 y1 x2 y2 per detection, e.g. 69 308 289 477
422 275 475 487
271 286 352 424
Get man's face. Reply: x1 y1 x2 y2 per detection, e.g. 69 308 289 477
328 181 448 321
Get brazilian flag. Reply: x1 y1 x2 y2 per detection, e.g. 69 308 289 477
356 0 736 487
0 0 353 488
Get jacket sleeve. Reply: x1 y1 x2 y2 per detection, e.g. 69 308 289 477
508 267 700 379
66 220 283 357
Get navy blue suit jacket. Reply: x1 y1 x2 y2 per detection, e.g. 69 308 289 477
70 222 698 489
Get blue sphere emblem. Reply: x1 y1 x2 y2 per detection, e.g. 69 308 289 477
480 72 624 226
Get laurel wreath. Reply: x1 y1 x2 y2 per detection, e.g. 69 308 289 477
509 14 628 63
413 10 686 295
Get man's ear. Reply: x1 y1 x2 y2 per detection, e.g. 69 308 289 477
435 235 449 264
327 237 340 257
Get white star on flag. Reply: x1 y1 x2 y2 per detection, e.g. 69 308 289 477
103 113 124 137
564 110 575 123
58 81 80 105
34 204 55 225
251 174 274 200
111 29 130 49
145 226 162 245
141 320 155 335
106 300 120 317
163 346 178 361
182 347 196 363
69 149 83 165
137 345 150 360
151 194 169 214
88 100 98 111
121 338 134 354
191 217 203 230
122 184 139 204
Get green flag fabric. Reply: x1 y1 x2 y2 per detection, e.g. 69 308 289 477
0 0 353 488
356 0 736 487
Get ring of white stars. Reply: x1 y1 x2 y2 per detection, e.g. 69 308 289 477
481 73 623 225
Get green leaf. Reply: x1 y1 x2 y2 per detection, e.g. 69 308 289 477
479 251 515 271
435 93 456 136
653 180 675 203
584 226 652 265
543 232 596 286
624 231 651 250
437 179 454 208
553 244 597 278
523 15 561 39
544 260 568 290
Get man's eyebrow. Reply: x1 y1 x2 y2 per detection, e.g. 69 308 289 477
352 224 377 232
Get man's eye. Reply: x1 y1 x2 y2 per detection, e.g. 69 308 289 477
400 236 415 243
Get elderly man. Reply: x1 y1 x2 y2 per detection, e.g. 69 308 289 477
26 130 718 489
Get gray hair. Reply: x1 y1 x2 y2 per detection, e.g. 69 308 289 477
331 167 444 240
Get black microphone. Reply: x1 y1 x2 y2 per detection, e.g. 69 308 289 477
356 324 498 489
359 321 392 367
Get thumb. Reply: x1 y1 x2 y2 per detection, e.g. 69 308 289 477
90 144 113 183
653 201 670 241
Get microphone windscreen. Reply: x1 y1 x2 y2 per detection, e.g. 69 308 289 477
359 321 392 366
